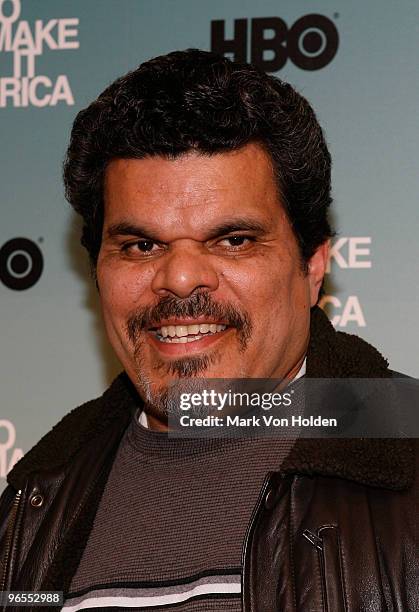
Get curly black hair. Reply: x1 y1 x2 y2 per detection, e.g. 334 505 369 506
64 49 333 268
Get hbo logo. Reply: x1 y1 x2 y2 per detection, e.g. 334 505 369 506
0 237 43 290
211 14 339 72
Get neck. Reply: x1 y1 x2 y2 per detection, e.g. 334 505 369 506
146 413 170 432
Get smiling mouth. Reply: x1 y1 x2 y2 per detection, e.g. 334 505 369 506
149 323 229 343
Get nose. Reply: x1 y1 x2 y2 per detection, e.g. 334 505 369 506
151 241 219 298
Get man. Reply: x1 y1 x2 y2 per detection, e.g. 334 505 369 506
0 49 417 611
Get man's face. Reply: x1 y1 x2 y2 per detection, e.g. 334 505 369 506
97 143 327 427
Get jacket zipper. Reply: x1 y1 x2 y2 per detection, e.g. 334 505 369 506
304 526 347 612
0 489 22 592
241 473 273 611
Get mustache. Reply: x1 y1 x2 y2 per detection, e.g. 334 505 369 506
126 291 252 347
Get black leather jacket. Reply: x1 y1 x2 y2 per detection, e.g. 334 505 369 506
1 309 418 611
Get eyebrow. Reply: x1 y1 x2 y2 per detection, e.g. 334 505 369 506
105 218 270 242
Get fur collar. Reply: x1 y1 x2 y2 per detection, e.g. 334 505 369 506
282 307 415 491
9 306 415 491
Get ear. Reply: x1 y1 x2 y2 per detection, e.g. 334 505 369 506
307 240 330 306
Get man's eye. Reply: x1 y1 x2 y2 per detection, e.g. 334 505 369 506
123 240 157 253
219 235 254 248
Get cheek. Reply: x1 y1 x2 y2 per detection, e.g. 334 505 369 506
222 257 300 312
97 265 153 361
221 259 310 354
97 263 153 320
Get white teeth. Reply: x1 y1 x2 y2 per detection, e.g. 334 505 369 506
155 323 227 341
156 323 227 338
161 335 203 343
177 326 188 337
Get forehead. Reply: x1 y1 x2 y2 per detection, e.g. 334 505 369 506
103 143 284 230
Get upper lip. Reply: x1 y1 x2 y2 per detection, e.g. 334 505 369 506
147 317 230 329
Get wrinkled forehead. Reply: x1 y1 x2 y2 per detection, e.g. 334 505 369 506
102 144 287 236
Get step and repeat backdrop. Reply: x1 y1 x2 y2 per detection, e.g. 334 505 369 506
1 0 418 488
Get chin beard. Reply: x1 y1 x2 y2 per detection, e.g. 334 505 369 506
131 349 254 423
132 351 221 421
135 370 220 422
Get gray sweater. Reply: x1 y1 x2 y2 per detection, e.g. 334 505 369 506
65 411 295 611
